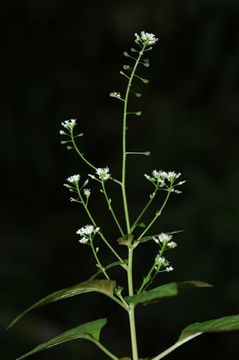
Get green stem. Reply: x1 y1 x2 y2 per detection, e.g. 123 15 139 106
127 246 139 360
121 46 145 234
151 333 201 360
137 189 172 242
77 186 124 263
138 242 167 293
70 129 96 170
90 238 110 279
102 182 124 236
131 188 158 231
93 339 120 360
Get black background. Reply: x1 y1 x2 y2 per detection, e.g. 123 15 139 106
2 1 239 359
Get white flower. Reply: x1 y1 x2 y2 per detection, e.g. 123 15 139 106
110 91 121 99
135 31 158 46
59 130 67 135
166 171 181 182
83 188 91 197
145 170 185 191
66 174 80 184
145 170 166 187
76 225 100 236
153 232 172 244
166 266 174 272
79 236 88 244
96 167 111 181
76 225 100 244
155 255 169 267
61 119 76 130
168 241 177 249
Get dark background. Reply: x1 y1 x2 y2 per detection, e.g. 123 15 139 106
2 1 239 359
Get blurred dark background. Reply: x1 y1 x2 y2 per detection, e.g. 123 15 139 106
2 0 239 359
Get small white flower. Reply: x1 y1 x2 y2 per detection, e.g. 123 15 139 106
67 174 80 184
79 236 88 244
96 167 111 181
166 266 174 272
166 171 181 182
61 119 76 130
76 224 100 244
145 170 185 191
76 225 100 236
158 232 172 243
110 91 121 99
83 188 91 197
76 225 94 236
135 31 158 46
155 255 169 267
168 241 177 249
59 130 67 135
153 233 172 244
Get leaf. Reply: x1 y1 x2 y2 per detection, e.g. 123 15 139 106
178 280 212 290
125 280 212 305
179 314 239 340
15 319 107 360
8 280 115 329
152 314 239 359
125 282 178 305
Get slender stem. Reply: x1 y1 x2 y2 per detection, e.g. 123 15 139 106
93 338 120 360
70 129 96 170
137 190 172 242
77 186 124 263
102 182 124 236
90 238 110 279
138 242 167 294
121 47 145 234
151 333 201 360
127 246 139 360
131 188 158 231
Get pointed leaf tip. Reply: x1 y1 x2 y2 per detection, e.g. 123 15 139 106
124 280 212 306
179 314 239 341
8 280 116 329
15 319 107 360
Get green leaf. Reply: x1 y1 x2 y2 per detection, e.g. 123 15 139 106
179 314 239 340
15 319 107 360
8 280 115 329
125 282 178 305
125 281 212 305
152 314 239 359
178 280 212 290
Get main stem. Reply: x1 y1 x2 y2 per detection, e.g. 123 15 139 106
127 246 138 360
121 48 145 360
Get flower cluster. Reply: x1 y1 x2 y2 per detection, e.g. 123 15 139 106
83 188 91 198
89 167 111 181
67 174 80 184
76 225 100 244
61 119 76 131
63 174 81 191
110 91 122 100
153 233 177 249
155 255 173 272
135 31 158 46
144 170 185 193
